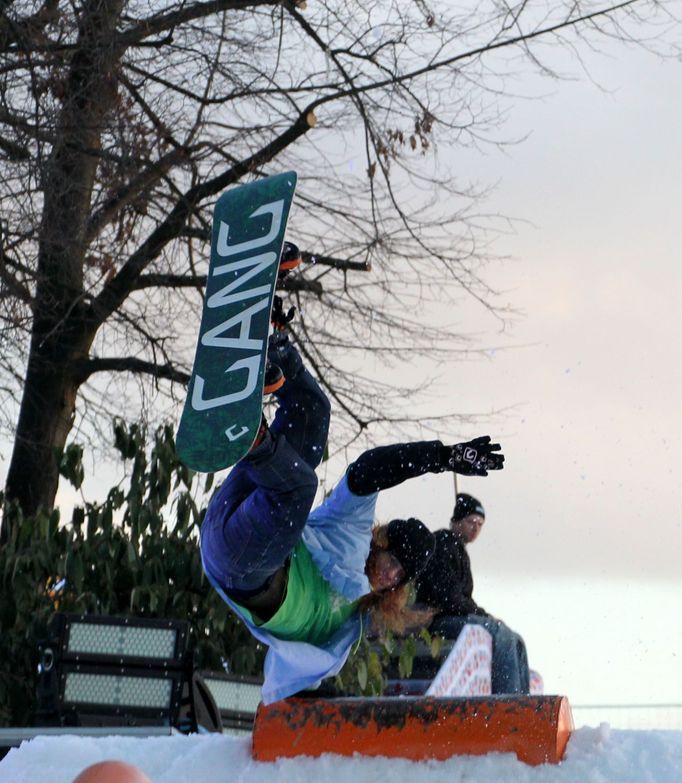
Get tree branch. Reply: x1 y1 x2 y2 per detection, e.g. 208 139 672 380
85 147 190 244
1 213 33 306
0 133 30 160
131 270 325 296
74 356 190 385
118 0 280 49
0 259 32 305
87 106 317 330
283 0 643 101
304 253 371 273
0 0 59 53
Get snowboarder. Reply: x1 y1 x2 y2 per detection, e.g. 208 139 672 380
200 287 505 704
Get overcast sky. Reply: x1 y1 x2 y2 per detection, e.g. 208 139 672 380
374 39 682 578
370 39 682 703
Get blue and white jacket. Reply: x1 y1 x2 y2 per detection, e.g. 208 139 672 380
202 474 379 704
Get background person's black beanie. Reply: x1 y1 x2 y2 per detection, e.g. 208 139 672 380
453 493 485 522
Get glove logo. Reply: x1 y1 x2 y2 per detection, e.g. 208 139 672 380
449 436 504 476
463 447 478 463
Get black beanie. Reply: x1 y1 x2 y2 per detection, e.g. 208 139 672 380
453 493 485 522
385 518 436 581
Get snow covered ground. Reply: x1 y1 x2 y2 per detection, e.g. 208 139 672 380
1 724 682 783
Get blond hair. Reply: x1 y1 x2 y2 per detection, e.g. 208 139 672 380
360 524 434 637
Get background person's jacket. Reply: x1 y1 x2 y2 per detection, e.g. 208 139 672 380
415 529 488 618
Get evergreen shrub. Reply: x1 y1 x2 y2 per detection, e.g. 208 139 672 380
0 420 262 727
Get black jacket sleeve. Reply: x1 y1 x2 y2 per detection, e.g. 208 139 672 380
346 440 452 496
415 530 487 617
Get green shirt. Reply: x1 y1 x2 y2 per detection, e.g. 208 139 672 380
235 541 358 646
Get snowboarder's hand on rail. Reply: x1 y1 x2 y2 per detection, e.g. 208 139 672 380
448 436 504 476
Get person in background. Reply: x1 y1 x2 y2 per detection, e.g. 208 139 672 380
415 493 530 694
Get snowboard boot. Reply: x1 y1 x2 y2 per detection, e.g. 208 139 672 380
265 290 295 393
278 241 302 279
249 414 270 453
263 360 285 395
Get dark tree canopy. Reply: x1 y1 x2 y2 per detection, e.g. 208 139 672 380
0 0 677 523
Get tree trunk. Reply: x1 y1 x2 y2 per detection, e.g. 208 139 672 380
3 0 125 528
4 338 83 516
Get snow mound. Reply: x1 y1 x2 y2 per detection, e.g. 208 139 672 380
1 725 682 783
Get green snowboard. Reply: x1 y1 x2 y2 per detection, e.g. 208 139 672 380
176 172 297 472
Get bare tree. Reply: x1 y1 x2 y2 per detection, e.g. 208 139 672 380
0 0 677 526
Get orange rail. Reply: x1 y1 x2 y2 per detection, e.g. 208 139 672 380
252 695 574 766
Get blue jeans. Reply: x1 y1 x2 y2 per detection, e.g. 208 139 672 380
200 333 331 594
430 614 530 695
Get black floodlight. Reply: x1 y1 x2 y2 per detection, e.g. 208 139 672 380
49 613 189 669
62 665 177 710
35 614 191 728
36 661 186 727
57 663 184 724
199 671 263 733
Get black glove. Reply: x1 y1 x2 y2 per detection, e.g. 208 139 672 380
271 295 296 331
447 436 504 476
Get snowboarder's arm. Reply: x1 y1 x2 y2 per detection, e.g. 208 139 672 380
346 436 504 496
